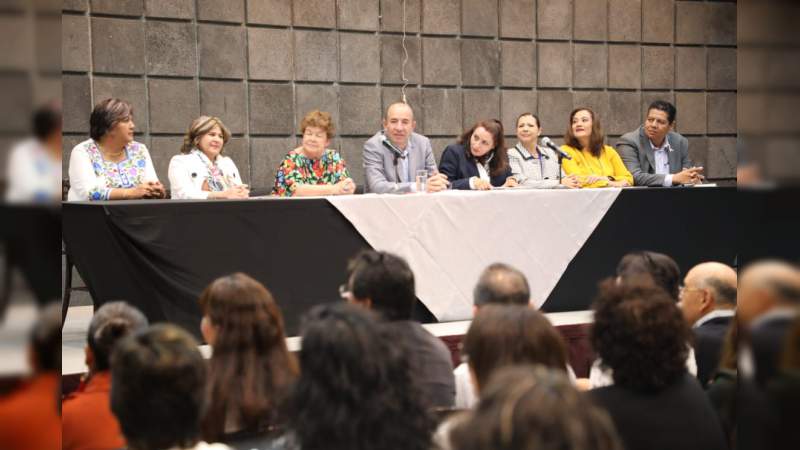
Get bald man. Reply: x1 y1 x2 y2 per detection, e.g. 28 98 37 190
738 260 800 386
363 102 448 193
678 262 737 386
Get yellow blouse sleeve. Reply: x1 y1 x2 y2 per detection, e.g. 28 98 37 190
560 145 582 176
561 145 610 188
605 146 634 185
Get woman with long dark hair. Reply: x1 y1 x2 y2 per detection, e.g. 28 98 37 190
439 120 517 190
199 273 298 442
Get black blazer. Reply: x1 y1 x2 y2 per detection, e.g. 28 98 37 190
751 314 795 387
693 315 733 387
438 143 512 190
589 374 727 450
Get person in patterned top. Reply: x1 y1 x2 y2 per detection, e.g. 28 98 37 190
271 110 355 197
67 98 165 201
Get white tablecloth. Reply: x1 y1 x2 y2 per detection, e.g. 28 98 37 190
327 188 621 321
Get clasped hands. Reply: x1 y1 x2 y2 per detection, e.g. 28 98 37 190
672 166 705 185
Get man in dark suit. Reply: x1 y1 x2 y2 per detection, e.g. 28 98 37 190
738 261 800 387
679 262 737 387
616 100 704 186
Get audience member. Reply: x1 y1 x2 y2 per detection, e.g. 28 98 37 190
67 98 165 201
765 312 800 447
454 263 530 408
507 112 580 188
198 273 298 442
169 116 249 199
439 120 517 190
272 110 354 197
616 100 703 186
589 251 697 387
274 303 435 450
561 108 633 188
738 260 800 386
62 302 148 450
678 261 737 386
0 304 61 450
111 324 231 450
363 102 448 193
448 365 623 450
5 100 62 202
589 281 727 450
345 250 455 408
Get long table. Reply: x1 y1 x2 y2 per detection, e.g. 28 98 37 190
63 187 736 337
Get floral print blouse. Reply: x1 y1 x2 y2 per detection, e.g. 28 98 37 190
67 139 159 201
272 149 350 197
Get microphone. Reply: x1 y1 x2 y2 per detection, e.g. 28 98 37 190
381 133 405 159
540 137 572 160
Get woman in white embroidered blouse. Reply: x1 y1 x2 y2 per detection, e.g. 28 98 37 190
507 112 580 189
67 98 166 201
168 116 249 200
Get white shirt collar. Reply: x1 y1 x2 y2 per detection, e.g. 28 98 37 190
649 135 672 152
693 308 735 328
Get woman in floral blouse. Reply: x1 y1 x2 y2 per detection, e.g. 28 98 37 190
67 98 165 201
272 110 355 197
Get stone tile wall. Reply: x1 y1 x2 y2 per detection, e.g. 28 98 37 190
62 0 738 188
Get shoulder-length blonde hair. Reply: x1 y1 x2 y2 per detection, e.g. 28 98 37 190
565 107 605 157
180 116 232 154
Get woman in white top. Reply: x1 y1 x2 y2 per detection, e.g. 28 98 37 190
507 112 580 189
67 98 165 201
168 116 249 200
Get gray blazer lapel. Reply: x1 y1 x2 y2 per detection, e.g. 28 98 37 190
639 130 656 172
666 134 682 171
406 136 419 178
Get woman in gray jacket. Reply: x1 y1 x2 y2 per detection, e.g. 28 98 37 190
507 112 580 189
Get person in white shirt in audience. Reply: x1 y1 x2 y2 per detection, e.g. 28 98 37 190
169 116 249 199
453 263 577 408
5 101 62 203
67 98 165 201
507 112 580 189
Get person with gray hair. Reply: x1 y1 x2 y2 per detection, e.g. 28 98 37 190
455 262 546 408
62 302 149 450
472 263 531 309
738 260 800 386
678 262 738 386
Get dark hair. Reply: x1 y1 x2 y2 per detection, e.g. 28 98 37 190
90 98 133 141
450 365 623 450
565 107 605 157
32 101 62 141
198 273 298 441
473 263 530 307
463 304 568 391
347 250 416 321
111 324 206 450
591 280 690 391
616 251 681 300
705 277 738 306
516 112 541 129
30 303 61 372
87 301 148 372
458 119 509 177
287 303 435 450
647 100 677 124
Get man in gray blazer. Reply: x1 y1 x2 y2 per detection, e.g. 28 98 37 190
363 102 448 193
617 100 704 187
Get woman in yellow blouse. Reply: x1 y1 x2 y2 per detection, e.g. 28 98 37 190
561 107 633 188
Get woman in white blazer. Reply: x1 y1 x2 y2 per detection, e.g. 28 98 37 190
168 116 249 199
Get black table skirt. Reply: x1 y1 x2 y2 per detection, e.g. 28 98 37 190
63 187 737 337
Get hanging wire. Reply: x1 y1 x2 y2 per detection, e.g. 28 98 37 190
400 0 409 103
